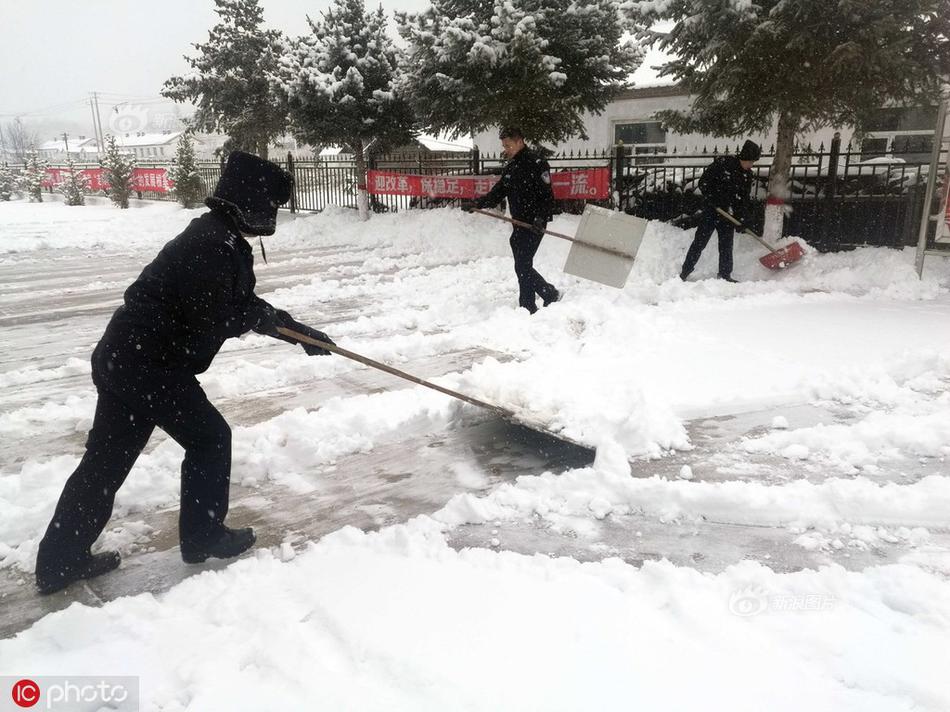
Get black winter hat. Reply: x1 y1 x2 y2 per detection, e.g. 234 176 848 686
738 140 762 162
205 151 293 236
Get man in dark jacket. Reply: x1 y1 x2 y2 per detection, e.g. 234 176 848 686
467 127 559 313
35 152 335 595
680 139 761 283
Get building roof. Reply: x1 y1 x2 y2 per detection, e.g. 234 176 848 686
416 134 472 153
110 132 183 148
38 137 98 152
612 84 687 101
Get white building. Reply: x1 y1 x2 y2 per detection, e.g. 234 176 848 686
473 85 937 163
110 132 184 161
36 137 99 163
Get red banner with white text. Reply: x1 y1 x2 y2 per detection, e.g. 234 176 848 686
43 167 172 193
367 168 611 201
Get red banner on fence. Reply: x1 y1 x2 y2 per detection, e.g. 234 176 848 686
43 167 172 193
367 168 611 201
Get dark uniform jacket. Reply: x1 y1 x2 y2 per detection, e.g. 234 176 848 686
698 155 754 220
476 148 556 224
95 211 273 375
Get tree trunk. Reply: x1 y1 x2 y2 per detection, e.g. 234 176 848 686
354 138 369 222
763 111 798 242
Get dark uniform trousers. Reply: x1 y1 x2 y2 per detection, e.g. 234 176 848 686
510 226 557 311
36 349 231 581
682 205 735 278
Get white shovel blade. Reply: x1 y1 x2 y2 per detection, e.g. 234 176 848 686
563 205 647 288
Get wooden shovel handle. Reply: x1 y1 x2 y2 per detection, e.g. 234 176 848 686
276 326 513 417
715 207 779 253
471 209 635 261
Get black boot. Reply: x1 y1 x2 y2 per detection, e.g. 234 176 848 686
680 268 691 281
181 526 256 564
718 274 739 283
36 550 121 595
542 287 560 307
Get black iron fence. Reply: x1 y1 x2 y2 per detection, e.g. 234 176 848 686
16 137 945 250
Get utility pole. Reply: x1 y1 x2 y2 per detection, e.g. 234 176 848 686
62 132 70 155
92 92 106 151
89 94 103 154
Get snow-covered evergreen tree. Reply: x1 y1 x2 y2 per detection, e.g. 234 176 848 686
272 0 415 220
23 149 47 203
162 0 287 157
100 136 136 209
167 133 205 209
397 0 643 144
624 0 950 240
0 164 16 201
59 156 88 206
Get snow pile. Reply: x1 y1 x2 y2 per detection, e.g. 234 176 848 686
0 520 947 712
0 200 202 255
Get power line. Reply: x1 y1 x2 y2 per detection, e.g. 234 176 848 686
0 97 90 117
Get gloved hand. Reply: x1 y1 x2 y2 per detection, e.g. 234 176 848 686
297 325 336 357
252 302 280 336
268 310 335 356
737 218 754 234
531 216 547 235
285 318 335 356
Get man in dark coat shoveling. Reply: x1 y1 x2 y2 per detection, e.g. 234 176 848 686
35 151 335 595
465 126 560 314
680 139 761 283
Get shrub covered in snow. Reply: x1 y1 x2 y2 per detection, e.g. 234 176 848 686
167 133 205 209
23 149 47 203
59 156 88 206
0 163 17 201
100 135 136 209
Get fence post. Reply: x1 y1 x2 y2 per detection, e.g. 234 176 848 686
472 145 480 175
287 151 297 214
613 143 625 211
827 132 841 201
818 132 842 249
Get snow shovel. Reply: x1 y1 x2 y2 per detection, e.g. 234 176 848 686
276 326 591 449
472 206 647 288
715 207 805 270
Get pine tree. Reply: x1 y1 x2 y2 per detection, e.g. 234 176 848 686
272 0 416 220
168 133 205 209
162 0 287 157
0 164 16 201
397 0 644 145
59 156 88 206
624 0 950 240
100 135 136 209
23 149 47 203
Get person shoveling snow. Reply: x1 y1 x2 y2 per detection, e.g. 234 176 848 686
680 139 762 283
462 126 561 314
34 152 337 595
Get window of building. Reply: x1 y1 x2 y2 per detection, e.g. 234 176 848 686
614 121 667 163
861 106 937 162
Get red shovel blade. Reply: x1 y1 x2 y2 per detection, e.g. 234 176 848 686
759 241 805 270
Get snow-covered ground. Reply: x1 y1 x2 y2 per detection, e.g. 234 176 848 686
1 199 948 711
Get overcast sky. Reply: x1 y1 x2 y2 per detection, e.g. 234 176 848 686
0 0 666 141
0 0 427 137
